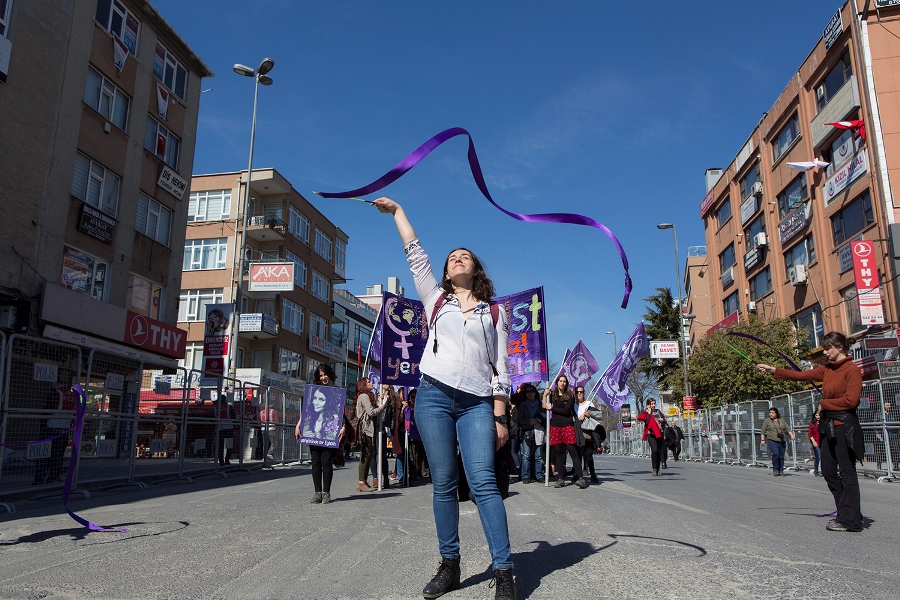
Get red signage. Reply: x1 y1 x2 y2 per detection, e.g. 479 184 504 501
683 396 698 410
707 311 739 338
125 311 186 359
249 263 295 291
851 240 885 325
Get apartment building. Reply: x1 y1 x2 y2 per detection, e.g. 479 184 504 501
180 169 349 381
696 0 900 371
0 0 211 365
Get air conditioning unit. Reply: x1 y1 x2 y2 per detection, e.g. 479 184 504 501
747 301 757 312
753 232 768 247
789 264 808 286
751 181 764 197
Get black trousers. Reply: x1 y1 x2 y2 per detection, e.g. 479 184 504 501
821 425 862 530
309 445 335 493
552 444 582 481
580 436 596 478
671 441 682 461
648 435 665 472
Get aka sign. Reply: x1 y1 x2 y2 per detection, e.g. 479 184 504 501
650 341 680 359
851 240 885 325
249 263 294 291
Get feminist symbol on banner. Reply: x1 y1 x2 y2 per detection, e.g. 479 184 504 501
384 296 426 359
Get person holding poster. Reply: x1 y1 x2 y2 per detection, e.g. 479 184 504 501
356 377 388 493
295 364 346 505
375 197 517 600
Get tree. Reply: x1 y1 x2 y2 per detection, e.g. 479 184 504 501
637 288 685 397
626 369 659 413
687 315 811 407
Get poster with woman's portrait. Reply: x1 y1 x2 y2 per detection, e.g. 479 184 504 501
298 385 345 448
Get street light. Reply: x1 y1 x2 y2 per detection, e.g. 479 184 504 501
230 57 275 377
605 331 617 354
657 223 692 399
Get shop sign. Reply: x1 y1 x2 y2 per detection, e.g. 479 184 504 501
778 203 811 245
77 203 117 244
824 153 867 207
157 165 188 200
650 341 680 359
823 9 843 51
707 311 739 338
744 247 762 271
248 263 294 291
740 195 758 225
852 240 885 325
700 189 714 217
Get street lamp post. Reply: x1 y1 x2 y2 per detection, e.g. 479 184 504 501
229 58 274 377
657 223 691 399
605 331 617 354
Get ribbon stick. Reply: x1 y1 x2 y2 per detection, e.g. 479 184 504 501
64 385 127 533
723 332 819 391
315 127 632 308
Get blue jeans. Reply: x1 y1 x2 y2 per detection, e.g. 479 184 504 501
395 449 404 480
521 434 544 480
812 444 821 474
767 440 786 472
415 375 513 570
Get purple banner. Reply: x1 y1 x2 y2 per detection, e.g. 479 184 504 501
379 292 428 387
496 287 549 388
298 384 346 449
592 323 650 413
560 339 601 389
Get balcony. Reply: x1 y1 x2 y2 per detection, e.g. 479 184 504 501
244 212 287 242
238 313 279 339
810 76 859 148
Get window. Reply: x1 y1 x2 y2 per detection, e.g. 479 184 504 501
144 116 180 168
784 236 816 274
127 274 164 320
772 114 800 163
719 244 735 273
289 207 310 243
279 348 303 378
95 0 140 54
61 246 108 300
312 270 330 303
793 305 824 349
136 194 172 246
285 250 308 289
715 197 732 229
0 0 12 38
832 191 874 246
723 292 739 317
815 50 853 112
252 348 270 370
179 342 203 372
178 288 224 322
84 67 130 131
71 153 120 217
188 190 231 222
354 322 371 352
776 174 808 219
335 238 347 272
183 238 227 271
153 42 187 100
744 216 766 244
739 163 761 200
282 298 304 335
331 321 347 347
749 268 772 300
314 228 333 262
310 313 328 339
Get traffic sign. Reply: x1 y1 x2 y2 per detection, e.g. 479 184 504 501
667 407 678 416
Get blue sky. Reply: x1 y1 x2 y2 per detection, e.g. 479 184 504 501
155 1 844 369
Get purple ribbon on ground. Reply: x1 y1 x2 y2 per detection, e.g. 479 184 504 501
817 510 838 518
723 332 820 391
65 385 127 533
316 127 632 308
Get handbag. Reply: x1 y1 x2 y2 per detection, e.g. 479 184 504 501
524 429 536 443
533 425 545 446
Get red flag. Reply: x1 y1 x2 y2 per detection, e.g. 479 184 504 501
357 342 362 369
825 120 866 140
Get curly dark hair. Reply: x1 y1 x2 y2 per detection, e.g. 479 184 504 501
314 363 337 385
440 248 495 302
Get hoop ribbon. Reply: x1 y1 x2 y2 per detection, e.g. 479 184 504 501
315 127 632 308
723 332 819 391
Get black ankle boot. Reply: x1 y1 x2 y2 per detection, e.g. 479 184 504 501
422 557 460 599
490 568 517 600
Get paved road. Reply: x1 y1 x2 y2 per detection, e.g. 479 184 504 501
1 455 898 599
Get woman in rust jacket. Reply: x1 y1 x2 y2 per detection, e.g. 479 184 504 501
758 331 863 532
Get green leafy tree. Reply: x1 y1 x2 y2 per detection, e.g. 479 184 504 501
638 288 685 397
687 315 811 407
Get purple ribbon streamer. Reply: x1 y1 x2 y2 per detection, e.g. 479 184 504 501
64 385 127 533
817 510 837 518
316 127 632 308
723 332 820 391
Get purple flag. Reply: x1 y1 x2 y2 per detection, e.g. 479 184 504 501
559 339 601 388
378 292 428 387
495 287 549 388
592 323 650 413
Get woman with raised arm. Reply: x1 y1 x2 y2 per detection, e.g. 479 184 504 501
758 331 863 532
374 197 517 600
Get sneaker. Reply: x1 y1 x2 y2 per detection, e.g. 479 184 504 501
590 476 600 484
575 478 587 489
522 478 532 484
310 492 322 504
554 479 565 488
489 568 517 600
356 482 374 493
389 473 398 481
321 492 331 504
826 521 861 532
422 557 461 599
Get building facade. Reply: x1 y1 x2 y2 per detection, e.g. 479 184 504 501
0 0 211 364
332 287 379 395
696 0 900 370
180 169 348 382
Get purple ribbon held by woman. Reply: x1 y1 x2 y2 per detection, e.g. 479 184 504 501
723 332 820 391
315 127 632 308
